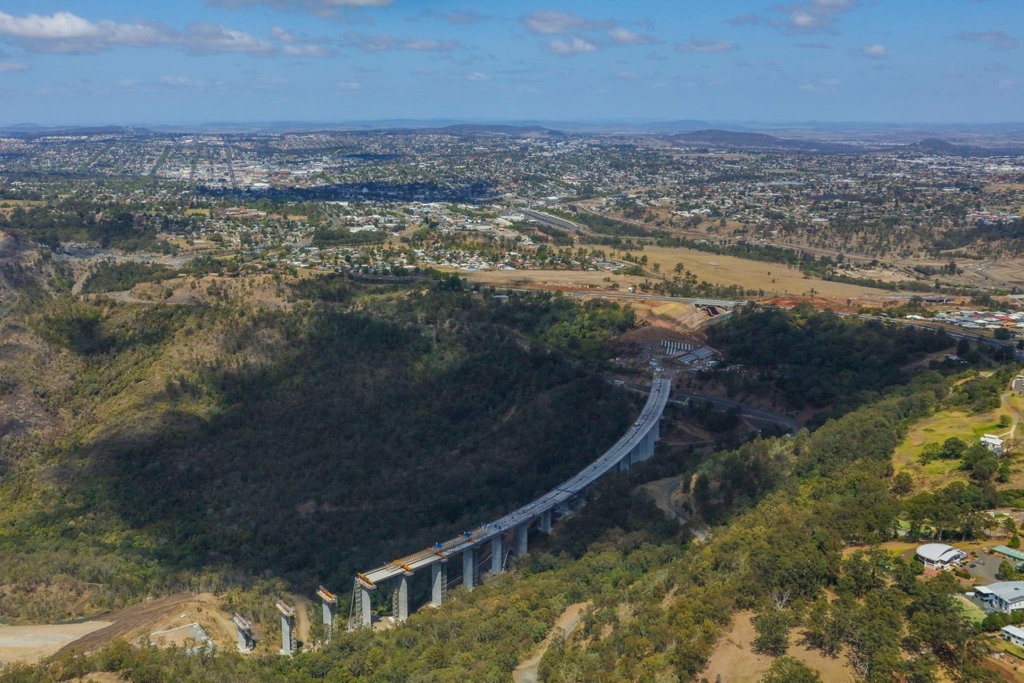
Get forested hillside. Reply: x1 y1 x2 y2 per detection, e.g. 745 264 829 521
5 303 1018 682
0 277 637 622
7 369 1003 682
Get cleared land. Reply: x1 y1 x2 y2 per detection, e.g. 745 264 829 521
0 621 112 666
701 610 856 683
455 243 908 305
48 593 240 660
892 401 1022 494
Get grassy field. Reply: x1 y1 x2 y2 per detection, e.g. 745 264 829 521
0 199 44 217
616 243 892 299
455 243 906 304
892 405 1014 493
955 594 987 626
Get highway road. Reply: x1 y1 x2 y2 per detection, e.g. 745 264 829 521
673 391 802 433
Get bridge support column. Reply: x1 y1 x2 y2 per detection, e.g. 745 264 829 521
277 601 296 655
431 560 447 607
396 573 411 622
491 535 504 574
463 548 476 590
515 524 528 555
232 614 254 652
317 586 337 638
360 585 373 628
539 510 552 534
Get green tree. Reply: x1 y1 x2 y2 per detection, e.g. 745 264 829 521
760 656 822 683
891 471 913 496
752 611 790 657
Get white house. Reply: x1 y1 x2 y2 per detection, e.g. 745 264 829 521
981 434 1005 455
977 582 1024 614
1002 624 1024 647
915 543 966 570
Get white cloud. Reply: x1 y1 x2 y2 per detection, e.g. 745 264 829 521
523 11 655 51
207 0 392 16
955 31 1019 50
467 71 488 81
343 32 461 52
337 80 361 89
160 75 207 88
271 26 296 42
607 27 656 46
183 23 274 55
0 61 28 72
677 38 735 53
545 37 598 55
0 10 284 56
522 11 606 35
282 43 331 57
0 10 175 54
858 43 887 59
730 0 863 35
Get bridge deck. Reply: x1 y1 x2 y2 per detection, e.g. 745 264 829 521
359 372 670 586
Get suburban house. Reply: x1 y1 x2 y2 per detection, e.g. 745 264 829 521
915 543 966 571
977 582 1024 614
981 434 1005 455
1002 624 1024 647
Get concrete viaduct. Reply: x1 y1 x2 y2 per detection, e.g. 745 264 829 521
349 369 672 629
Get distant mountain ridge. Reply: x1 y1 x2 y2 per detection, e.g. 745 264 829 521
2 121 1023 155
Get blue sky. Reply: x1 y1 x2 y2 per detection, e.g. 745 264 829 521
0 0 1021 125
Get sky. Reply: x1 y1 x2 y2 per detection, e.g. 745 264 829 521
0 0 1021 126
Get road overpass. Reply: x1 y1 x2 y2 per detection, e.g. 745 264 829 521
521 209 581 234
349 369 672 629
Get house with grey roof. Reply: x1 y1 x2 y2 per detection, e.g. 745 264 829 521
976 581 1024 614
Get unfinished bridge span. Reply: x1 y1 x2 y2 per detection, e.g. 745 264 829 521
349 369 672 629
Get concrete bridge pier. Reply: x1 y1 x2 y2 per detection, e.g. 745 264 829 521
396 572 412 622
431 560 447 607
539 510 552 534
491 535 504 573
232 613 254 652
619 451 632 471
360 583 374 628
463 548 476 590
316 586 337 637
514 524 528 555
276 601 297 655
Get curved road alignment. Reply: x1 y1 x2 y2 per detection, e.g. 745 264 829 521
350 368 672 628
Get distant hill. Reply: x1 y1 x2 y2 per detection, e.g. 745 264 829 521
673 129 862 153
439 123 565 137
899 137 1024 157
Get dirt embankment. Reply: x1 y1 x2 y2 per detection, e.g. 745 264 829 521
0 593 242 667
